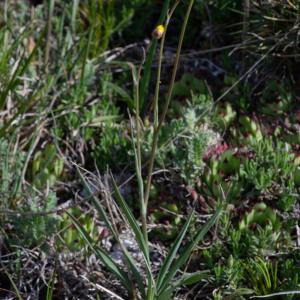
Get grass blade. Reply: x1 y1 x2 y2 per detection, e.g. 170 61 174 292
172 270 210 287
105 81 134 109
0 27 47 110
76 166 147 298
67 212 132 292
158 208 221 295
158 270 210 300
2 266 23 300
110 174 154 281
250 291 300 298
156 211 195 290
76 165 119 239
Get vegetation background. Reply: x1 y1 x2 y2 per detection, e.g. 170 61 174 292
0 0 300 299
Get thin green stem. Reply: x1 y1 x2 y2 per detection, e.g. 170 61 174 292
135 66 148 244
153 25 167 128
144 0 193 208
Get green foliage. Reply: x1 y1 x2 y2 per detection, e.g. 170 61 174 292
239 203 280 232
1 0 300 298
142 95 216 186
58 207 99 252
31 143 64 189
0 138 25 208
73 166 221 299
91 101 131 169
244 257 278 296
230 203 282 257
149 202 182 241
279 254 300 299
241 139 297 210
0 139 59 249
9 192 58 249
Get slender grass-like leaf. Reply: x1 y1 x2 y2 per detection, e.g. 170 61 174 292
0 29 28 74
158 271 210 300
0 78 53 138
0 27 47 110
67 212 132 292
110 175 148 257
105 82 134 109
110 174 153 281
76 166 147 298
255 258 271 291
76 166 119 239
46 269 55 300
158 208 221 295
156 211 195 290
172 270 210 287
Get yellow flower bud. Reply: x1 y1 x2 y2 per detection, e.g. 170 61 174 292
152 25 165 39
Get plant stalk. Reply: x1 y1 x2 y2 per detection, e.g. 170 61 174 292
144 0 195 208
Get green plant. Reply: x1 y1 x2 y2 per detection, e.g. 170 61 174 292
58 207 99 252
244 256 278 296
69 1 222 299
0 137 59 249
0 138 25 209
31 143 64 189
279 255 300 299
228 203 281 258
240 138 297 210
239 203 280 232
9 192 59 249
142 100 217 186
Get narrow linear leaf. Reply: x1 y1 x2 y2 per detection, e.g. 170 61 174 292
156 211 195 290
172 270 210 287
76 166 147 298
3 269 23 300
110 174 153 278
158 270 210 300
119 246 147 299
111 174 148 257
158 208 221 295
67 212 132 292
0 27 47 109
105 82 134 109
76 166 119 240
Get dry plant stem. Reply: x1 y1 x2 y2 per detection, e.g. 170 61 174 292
144 0 194 209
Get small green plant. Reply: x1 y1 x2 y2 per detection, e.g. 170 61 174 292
9 192 59 249
58 207 99 252
31 143 64 189
142 100 216 186
229 203 281 258
0 138 25 209
244 256 278 296
239 202 280 232
240 138 297 210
